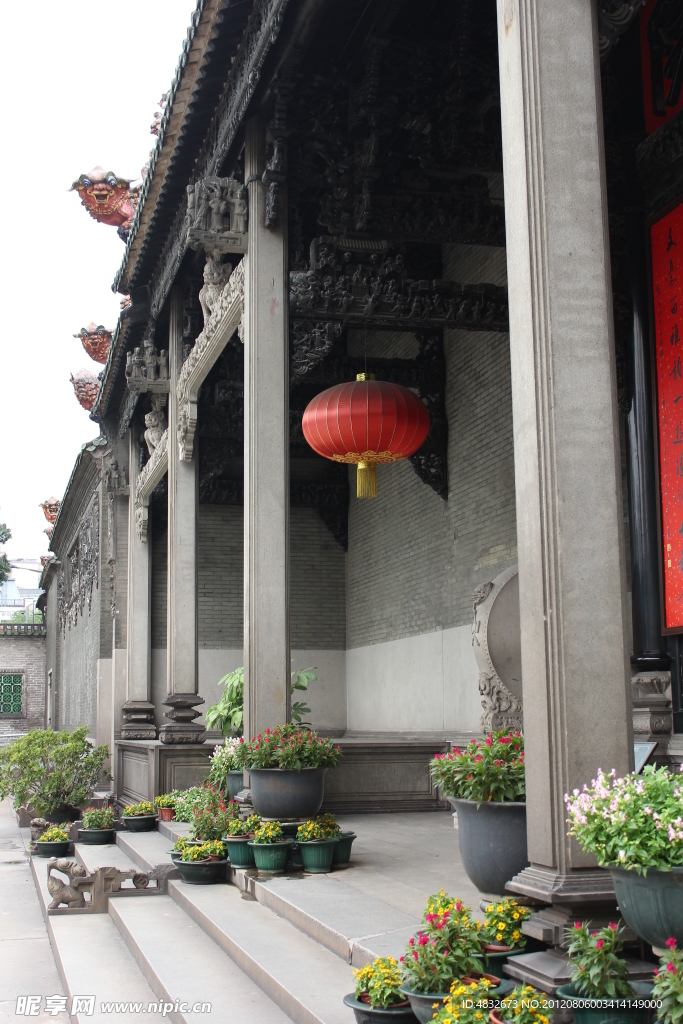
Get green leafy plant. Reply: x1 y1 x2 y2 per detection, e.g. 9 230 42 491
0 521 11 586
252 821 285 844
205 666 319 736
565 921 633 999
208 738 244 788
485 984 551 1024
654 939 683 1024
81 806 115 829
430 731 525 804
123 801 155 817
190 788 239 841
565 764 683 872
171 786 211 823
353 957 405 1009
154 793 176 809
296 820 328 842
482 897 530 950
181 842 216 862
226 814 261 836
239 724 342 772
38 824 70 843
401 891 483 993
431 979 497 1024
0 727 109 816
315 812 341 838
173 837 190 853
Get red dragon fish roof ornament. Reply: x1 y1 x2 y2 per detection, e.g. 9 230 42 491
70 166 141 241
39 498 61 524
74 323 113 365
70 370 100 412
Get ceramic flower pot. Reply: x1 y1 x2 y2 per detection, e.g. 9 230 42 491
47 808 80 824
157 807 175 822
225 771 244 801
34 840 72 857
77 827 116 845
225 836 255 868
123 814 157 833
342 993 418 1023
175 858 228 885
299 838 339 873
451 799 529 895
483 947 522 972
399 979 514 1024
249 768 328 819
554 983 655 1024
609 866 683 952
333 831 357 864
248 839 293 873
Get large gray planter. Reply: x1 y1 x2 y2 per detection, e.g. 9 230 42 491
249 767 328 819
610 866 683 951
452 798 528 895
225 770 244 801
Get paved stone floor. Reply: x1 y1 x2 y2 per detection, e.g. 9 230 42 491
0 799 64 1023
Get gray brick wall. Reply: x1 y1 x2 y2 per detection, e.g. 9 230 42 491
346 243 517 647
151 517 168 649
198 505 243 648
0 636 46 742
291 509 346 648
114 495 128 649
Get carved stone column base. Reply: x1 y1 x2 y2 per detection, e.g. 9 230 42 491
121 701 157 741
507 864 616 905
159 693 205 745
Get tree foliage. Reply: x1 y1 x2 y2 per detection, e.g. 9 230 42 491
0 521 11 586
0 727 109 815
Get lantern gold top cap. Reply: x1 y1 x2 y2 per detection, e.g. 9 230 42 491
356 372 375 381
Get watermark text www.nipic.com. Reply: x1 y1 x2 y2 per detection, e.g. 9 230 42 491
16 996 212 1016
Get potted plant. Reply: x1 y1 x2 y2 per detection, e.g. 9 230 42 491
430 731 527 894
482 898 531 972
239 724 342 819
432 979 506 1024
398 891 511 1023
34 823 71 857
343 957 418 1022
154 794 176 822
566 764 683 951
224 814 261 868
189 789 239 841
555 922 654 1023
122 801 157 832
488 983 551 1024
0 727 109 820
78 806 116 845
653 938 683 1024
175 841 228 884
209 737 245 801
247 820 293 873
315 812 357 865
296 819 339 873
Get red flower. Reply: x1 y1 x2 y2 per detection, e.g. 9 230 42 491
595 940 605 950
485 736 493 747
575 922 582 929
608 923 618 931
667 962 677 974
667 938 678 949
474 755 484 763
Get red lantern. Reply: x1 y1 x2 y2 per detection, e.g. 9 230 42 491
302 373 430 498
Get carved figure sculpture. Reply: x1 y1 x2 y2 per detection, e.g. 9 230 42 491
186 177 248 254
199 258 233 326
144 409 166 455
143 338 158 381
30 818 49 843
70 166 141 241
74 323 112 365
70 370 99 412
150 92 169 136
39 498 61 524
471 567 523 732
47 859 91 910
158 350 169 380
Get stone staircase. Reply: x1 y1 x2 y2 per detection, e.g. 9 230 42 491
26 815 464 1024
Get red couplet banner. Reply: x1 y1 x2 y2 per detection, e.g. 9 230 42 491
652 202 683 629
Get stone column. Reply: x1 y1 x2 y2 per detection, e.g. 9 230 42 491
243 115 290 740
497 0 633 919
160 289 205 743
122 423 156 738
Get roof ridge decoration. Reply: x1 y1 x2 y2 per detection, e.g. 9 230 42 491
48 436 108 549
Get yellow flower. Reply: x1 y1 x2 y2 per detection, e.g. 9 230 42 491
513 912 520 920
496 933 503 941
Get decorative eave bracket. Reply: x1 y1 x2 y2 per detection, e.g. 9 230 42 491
134 429 168 541
177 260 245 463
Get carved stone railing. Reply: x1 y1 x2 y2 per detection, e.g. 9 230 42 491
177 259 245 462
134 429 168 540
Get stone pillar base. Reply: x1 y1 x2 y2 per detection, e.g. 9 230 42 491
121 701 157 740
507 864 616 905
160 693 205 744
632 671 672 741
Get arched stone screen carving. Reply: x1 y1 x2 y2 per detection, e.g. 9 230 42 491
471 564 523 732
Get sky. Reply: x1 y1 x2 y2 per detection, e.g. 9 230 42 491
0 1 197 568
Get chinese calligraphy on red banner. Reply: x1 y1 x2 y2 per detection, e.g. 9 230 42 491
652 202 683 629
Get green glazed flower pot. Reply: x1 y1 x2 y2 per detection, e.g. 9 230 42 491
299 838 339 873
34 840 72 857
123 814 157 833
483 947 523 972
333 831 357 864
77 828 116 845
610 866 683 951
175 858 228 885
248 840 293 873
342 993 418 1023
226 837 255 868
555 983 655 1024
225 771 244 801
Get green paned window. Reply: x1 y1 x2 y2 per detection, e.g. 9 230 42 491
0 674 23 714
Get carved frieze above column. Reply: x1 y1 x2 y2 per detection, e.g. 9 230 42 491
472 565 523 732
134 428 168 541
119 331 170 437
177 260 245 462
631 671 673 740
58 494 100 633
186 177 248 256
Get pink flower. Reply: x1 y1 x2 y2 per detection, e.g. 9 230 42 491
452 747 462 756
667 938 678 949
654 968 659 975
400 956 405 963
485 736 493 747
595 940 605 950
667 962 677 974
608 923 618 931
418 933 429 946
474 755 484 764
575 922 582 929
412 951 418 961
409 937 414 946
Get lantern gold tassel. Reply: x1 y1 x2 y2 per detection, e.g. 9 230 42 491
357 461 377 499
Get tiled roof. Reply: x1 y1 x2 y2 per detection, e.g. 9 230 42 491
47 435 107 549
